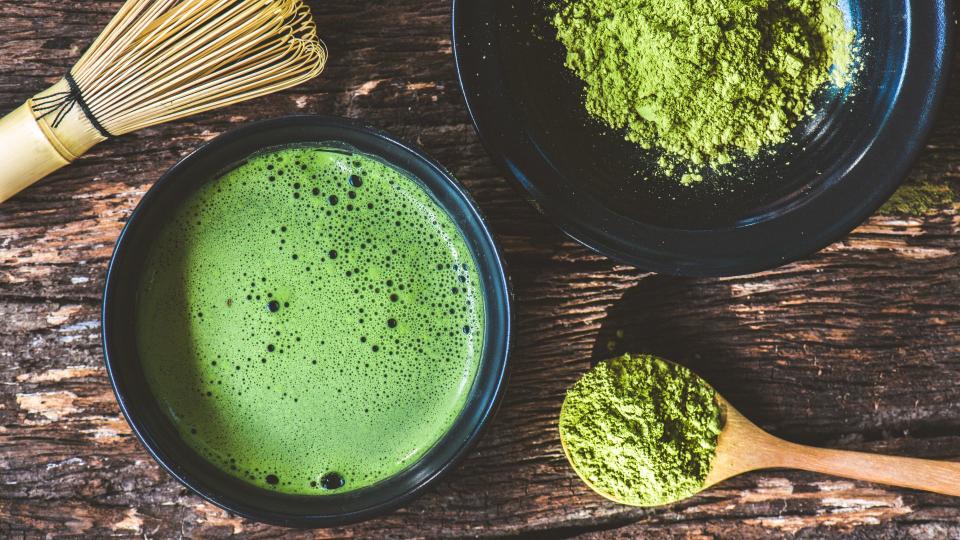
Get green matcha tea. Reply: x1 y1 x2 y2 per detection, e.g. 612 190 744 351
551 0 856 184
136 145 485 495
560 354 722 506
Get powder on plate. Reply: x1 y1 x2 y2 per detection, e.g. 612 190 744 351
551 0 856 184
559 353 723 506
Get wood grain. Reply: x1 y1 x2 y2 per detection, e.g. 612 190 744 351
2 1 960 538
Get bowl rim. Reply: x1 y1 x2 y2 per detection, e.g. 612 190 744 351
101 114 514 527
452 0 956 277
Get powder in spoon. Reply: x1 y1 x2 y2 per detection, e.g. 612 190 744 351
559 354 723 506
551 0 856 184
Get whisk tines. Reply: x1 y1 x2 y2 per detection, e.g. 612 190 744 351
71 0 327 136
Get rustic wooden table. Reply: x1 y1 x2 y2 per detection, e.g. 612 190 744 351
2 2 960 538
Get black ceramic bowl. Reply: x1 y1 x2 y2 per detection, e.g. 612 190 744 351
102 116 512 527
454 1 953 276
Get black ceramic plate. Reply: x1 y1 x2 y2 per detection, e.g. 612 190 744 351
453 1 953 276
102 116 512 527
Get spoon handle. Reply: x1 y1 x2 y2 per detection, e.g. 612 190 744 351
778 442 960 496
712 400 960 497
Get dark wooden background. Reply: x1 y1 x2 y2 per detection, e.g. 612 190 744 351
2 1 960 538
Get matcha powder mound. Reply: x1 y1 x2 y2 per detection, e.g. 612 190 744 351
559 354 723 506
552 0 856 183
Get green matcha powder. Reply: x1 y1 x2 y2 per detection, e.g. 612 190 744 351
552 0 856 184
560 354 723 506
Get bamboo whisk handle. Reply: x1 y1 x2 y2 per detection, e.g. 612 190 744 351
0 80 106 203
0 103 70 203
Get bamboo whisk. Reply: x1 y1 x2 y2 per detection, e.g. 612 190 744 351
0 0 327 203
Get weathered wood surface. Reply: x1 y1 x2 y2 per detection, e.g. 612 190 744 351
2 1 960 538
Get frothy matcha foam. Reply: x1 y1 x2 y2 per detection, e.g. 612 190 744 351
136 145 485 495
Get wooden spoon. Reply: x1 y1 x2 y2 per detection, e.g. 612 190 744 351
561 358 960 506
705 395 960 497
